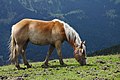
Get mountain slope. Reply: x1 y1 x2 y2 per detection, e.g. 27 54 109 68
92 44 120 56
0 0 120 65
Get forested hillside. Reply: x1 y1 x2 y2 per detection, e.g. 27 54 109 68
92 44 120 56
0 0 120 65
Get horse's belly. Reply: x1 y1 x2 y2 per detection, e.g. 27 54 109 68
29 38 50 45
29 35 51 45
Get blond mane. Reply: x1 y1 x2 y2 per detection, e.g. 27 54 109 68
52 19 81 45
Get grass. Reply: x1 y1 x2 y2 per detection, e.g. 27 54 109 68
0 54 120 80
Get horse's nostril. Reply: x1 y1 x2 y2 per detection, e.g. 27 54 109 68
79 60 86 66
81 63 86 66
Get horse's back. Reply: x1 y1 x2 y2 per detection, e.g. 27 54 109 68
27 19 66 45
12 18 66 45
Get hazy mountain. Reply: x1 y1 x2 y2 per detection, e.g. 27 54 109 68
0 0 120 65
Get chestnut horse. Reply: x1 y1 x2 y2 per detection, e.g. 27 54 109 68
9 19 86 69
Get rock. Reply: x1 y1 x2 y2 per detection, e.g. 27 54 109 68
50 72 54 75
114 70 120 73
109 57 112 59
69 66 75 69
36 73 42 75
94 68 97 70
109 61 113 64
8 77 24 80
93 77 109 80
48 68 52 71
65 60 69 62
116 62 120 64
43 69 48 72
62 71 67 74
14 71 18 74
55 67 60 70
86 71 90 74
0 76 8 80
96 57 100 59
76 71 81 74
80 74 85 78
16 77 24 80
42 73 47 75
52 60 57 63
90 68 96 71
96 60 106 64
106 65 110 67
23 74 29 77
102 66 108 70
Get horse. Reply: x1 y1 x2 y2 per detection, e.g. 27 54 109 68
9 18 86 69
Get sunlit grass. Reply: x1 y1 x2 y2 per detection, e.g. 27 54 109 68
0 54 120 80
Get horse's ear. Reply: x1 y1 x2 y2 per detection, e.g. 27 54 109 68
82 41 85 44
80 41 85 48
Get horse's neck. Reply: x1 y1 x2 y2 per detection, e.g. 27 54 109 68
52 19 81 48
68 37 81 49
63 23 81 49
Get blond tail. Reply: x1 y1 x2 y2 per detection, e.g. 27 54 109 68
9 26 16 63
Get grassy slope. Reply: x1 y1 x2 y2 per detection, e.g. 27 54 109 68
0 55 120 80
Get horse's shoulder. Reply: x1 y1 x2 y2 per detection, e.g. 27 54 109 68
51 21 65 36
53 20 64 29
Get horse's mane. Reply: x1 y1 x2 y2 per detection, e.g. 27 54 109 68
52 19 81 45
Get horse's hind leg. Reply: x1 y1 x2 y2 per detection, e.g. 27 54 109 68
14 44 22 70
15 44 30 70
21 42 31 68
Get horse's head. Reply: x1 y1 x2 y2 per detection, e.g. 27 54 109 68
74 41 86 66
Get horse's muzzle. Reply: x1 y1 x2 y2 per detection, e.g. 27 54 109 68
78 59 86 66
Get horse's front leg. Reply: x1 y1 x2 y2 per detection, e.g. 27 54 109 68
42 45 55 67
55 40 65 65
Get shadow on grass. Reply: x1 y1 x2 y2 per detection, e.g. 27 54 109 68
42 63 96 68
86 64 96 66
12 63 96 70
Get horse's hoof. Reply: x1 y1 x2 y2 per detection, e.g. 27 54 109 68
41 64 49 68
16 67 26 70
16 65 21 70
27 64 32 68
20 67 26 70
60 63 67 67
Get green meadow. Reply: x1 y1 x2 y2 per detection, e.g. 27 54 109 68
0 54 120 80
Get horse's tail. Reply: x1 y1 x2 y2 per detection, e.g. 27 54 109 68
9 25 16 63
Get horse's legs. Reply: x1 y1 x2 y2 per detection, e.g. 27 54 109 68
21 42 31 68
55 40 65 65
43 45 55 66
14 44 21 69
21 50 31 68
